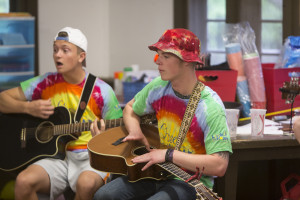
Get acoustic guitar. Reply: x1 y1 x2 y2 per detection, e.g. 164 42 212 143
0 106 156 172
88 125 222 200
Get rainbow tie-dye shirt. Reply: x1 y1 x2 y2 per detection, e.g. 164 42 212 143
20 71 123 151
132 76 232 188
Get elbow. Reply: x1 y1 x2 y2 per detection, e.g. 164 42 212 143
216 167 227 177
123 99 134 114
214 161 228 177
209 152 230 177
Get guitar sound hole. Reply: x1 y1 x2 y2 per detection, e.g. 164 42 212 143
36 121 54 143
133 146 152 156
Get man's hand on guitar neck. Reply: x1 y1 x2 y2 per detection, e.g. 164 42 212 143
90 119 105 137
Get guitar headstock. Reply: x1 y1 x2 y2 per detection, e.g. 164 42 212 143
279 77 300 104
195 186 223 200
140 113 157 125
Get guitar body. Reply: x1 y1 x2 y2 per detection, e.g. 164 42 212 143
0 107 75 171
88 125 169 182
88 125 223 200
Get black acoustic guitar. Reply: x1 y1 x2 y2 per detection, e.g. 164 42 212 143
0 106 156 172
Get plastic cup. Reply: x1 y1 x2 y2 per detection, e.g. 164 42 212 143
243 55 266 108
236 76 251 117
225 109 240 138
250 109 267 137
225 43 245 76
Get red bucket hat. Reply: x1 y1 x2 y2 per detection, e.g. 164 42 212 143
149 29 203 64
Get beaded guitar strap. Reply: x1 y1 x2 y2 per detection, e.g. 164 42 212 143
175 81 205 151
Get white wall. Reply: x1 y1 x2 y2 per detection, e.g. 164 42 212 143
109 0 173 75
38 0 173 78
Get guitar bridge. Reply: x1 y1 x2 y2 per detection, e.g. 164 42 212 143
21 128 27 148
112 137 125 146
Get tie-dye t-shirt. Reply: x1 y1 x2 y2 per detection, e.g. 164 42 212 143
20 71 123 151
133 76 232 188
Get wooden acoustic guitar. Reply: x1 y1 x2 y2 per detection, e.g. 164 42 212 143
88 124 222 200
0 106 156 172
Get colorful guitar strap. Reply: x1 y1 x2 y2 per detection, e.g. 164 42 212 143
74 73 97 123
175 81 205 150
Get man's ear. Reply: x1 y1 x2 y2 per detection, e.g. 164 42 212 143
183 61 195 68
79 51 86 63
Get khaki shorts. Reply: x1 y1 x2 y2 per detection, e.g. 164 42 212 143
34 151 108 200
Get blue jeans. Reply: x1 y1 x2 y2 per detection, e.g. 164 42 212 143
93 176 196 200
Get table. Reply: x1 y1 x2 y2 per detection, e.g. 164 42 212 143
215 134 300 200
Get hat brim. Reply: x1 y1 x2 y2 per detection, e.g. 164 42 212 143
148 43 204 65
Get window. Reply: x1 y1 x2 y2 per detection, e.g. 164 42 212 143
188 0 283 65
206 0 226 65
189 0 227 65
0 0 9 12
261 0 282 63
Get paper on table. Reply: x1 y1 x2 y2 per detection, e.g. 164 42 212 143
237 119 283 135
280 116 300 126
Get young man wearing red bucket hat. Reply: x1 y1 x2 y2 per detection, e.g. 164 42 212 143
92 29 232 200
0 27 122 200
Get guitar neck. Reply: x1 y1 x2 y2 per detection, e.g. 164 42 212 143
23 112 157 138
55 112 157 135
55 118 125 135
103 119 124 129
158 162 220 200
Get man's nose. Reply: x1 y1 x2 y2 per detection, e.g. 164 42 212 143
155 55 161 65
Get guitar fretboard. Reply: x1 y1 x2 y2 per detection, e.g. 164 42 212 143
24 118 125 137
22 113 157 142
50 114 156 135
158 162 220 200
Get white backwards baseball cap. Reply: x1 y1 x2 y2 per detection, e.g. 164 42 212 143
54 27 88 52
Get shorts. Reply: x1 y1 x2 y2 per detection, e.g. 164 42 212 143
34 151 108 200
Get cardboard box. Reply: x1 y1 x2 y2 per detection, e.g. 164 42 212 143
195 70 238 102
262 63 300 113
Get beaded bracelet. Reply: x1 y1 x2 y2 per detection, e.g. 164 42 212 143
165 149 174 162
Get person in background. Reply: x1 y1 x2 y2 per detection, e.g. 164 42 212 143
293 116 300 143
92 28 232 200
0 27 122 200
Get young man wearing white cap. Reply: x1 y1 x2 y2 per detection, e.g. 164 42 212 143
92 29 232 200
0 27 122 200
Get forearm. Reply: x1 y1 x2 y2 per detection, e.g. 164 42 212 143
0 87 54 119
123 99 142 134
0 87 28 113
172 150 229 177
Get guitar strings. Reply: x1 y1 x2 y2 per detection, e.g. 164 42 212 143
160 162 219 199
23 116 155 138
